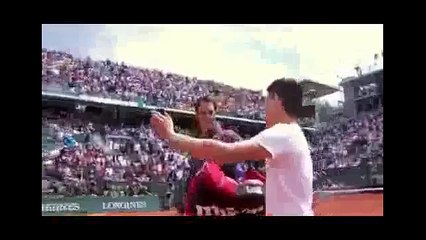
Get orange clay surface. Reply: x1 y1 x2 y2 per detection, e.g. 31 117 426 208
85 193 383 216
314 192 383 216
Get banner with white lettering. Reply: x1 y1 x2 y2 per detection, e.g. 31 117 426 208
42 195 160 216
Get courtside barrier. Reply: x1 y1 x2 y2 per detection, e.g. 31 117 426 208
42 195 160 216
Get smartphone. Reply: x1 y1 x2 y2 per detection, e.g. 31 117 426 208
150 108 166 117
158 108 166 115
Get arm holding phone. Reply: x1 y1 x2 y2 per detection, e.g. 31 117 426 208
150 112 272 165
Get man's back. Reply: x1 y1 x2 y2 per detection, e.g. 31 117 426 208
253 123 313 216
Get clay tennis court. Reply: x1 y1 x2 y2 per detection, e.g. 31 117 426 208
86 190 383 216
314 191 383 216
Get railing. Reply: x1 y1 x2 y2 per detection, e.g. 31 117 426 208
42 83 267 125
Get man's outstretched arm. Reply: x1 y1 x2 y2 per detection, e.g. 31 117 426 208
167 133 271 165
150 111 272 165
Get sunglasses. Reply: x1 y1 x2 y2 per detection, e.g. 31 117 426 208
198 110 214 116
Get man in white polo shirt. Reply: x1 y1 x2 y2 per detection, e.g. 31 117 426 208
150 78 313 216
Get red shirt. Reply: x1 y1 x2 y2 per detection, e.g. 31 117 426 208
185 162 264 216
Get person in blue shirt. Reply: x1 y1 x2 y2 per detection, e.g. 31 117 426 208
63 135 77 148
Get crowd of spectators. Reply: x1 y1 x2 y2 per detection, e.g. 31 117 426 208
310 108 383 189
42 115 190 202
310 108 383 170
42 108 383 197
42 49 266 120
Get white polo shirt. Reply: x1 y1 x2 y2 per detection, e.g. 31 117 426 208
252 123 313 216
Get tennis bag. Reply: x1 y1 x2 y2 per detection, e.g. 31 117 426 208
185 161 265 216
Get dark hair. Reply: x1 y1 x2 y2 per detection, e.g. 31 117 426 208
193 96 218 137
194 95 217 113
267 78 303 118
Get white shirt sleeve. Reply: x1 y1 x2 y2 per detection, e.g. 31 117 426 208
251 124 290 159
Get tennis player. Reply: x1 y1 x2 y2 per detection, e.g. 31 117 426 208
151 79 313 216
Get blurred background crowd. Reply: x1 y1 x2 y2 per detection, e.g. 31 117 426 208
42 49 266 120
42 111 192 209
309 109 383 189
